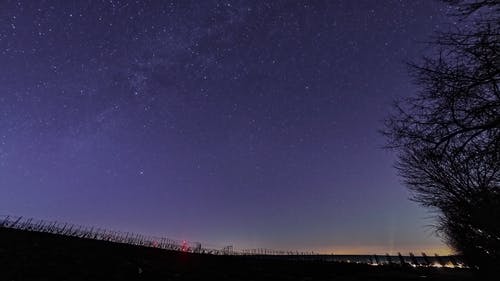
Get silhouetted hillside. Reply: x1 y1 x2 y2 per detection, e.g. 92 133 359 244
0 228 474 281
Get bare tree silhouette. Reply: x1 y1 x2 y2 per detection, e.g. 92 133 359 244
383 0 499 272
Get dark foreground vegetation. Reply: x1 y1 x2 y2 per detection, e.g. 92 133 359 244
0 228 476 281
383 0 500 271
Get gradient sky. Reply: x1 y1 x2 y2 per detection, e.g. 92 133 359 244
0 0 453 254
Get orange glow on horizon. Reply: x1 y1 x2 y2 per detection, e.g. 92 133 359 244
312 245 453 256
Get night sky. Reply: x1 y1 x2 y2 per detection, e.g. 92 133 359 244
1 1 452 254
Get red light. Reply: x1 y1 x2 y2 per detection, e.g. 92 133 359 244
181 240 189 252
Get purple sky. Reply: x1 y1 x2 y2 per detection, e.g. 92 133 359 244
0 0 452 254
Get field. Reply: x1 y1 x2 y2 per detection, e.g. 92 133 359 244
0 227 476 281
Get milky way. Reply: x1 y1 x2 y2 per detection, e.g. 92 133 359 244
0 1 451 253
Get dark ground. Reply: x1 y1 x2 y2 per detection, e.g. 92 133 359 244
0 228 479 281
